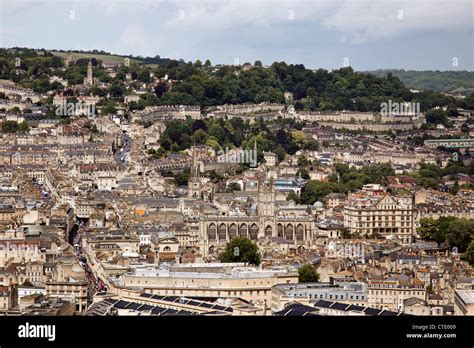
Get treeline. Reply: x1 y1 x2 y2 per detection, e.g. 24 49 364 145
0 48 63 93
156 116 311 159
367 69 474 94
164 64 458 111
410 161 474 191
288 163 395 204
418 217 473 253
2 48 469 114
1 120 29 133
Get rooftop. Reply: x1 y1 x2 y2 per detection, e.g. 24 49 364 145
455 289 474 304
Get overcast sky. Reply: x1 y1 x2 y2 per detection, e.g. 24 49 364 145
0 0 473 71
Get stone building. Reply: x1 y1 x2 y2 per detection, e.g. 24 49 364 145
200 174 316 256
344 192 414 244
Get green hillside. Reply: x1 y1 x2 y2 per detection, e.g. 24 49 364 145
366 69 474 94
51 51 142 65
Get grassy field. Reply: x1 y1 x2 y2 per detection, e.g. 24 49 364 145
51 51 143 65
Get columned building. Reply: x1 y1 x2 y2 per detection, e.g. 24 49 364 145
200 176 316 256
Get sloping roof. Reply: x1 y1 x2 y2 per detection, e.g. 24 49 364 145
273 302 320 316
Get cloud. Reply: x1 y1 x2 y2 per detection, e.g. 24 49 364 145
119 22 150 53
0 0 471 69
122 0 471 47
321 0 474 43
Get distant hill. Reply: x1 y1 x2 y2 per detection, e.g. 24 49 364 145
51 50 141 64
365 69 474 94
50 50 181 67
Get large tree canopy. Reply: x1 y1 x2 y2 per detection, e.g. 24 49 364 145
219 237 261 266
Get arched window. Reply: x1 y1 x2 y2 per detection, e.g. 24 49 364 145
249 224 258 240
265 225 273 237
285 225 294 241
208 223 217 241
218 223 227 241
277 224 284 238
239 224 248 237
229 223 238 239
296 224 304 241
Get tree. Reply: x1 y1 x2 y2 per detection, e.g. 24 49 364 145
425 109 448 126
274 144 286 162
174 170 190 186
300 181 347 205
154 81 169 97
449 181 460 195
286 191 300 204
297 155 309 167
341 228 352 239
303 139 319 151
418 218 439 240
297 168 310 180
298 263 319 283
462 241 474 266
2 121 28 133
219 237 261 266
418 217 473 252
227 182 241 192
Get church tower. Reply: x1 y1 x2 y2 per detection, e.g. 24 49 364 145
188 145 202 198
65 51 75 66
257 168 276 238
84 60 94 86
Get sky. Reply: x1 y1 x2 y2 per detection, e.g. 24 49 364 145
0 0 473 71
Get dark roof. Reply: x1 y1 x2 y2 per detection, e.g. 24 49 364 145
346 304 366 312
162 308 178 315
379 310 399 316
363 307 382 316
151 306 166 315
140 293 233 313
313 300 333 308
273 303 319 316
313 300 408 316
126 302 142 310
138 304 153 311
114 300 131 309
89 296 203 316
330 302 350 311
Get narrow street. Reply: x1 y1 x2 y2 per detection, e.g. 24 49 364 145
69 222 107 306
